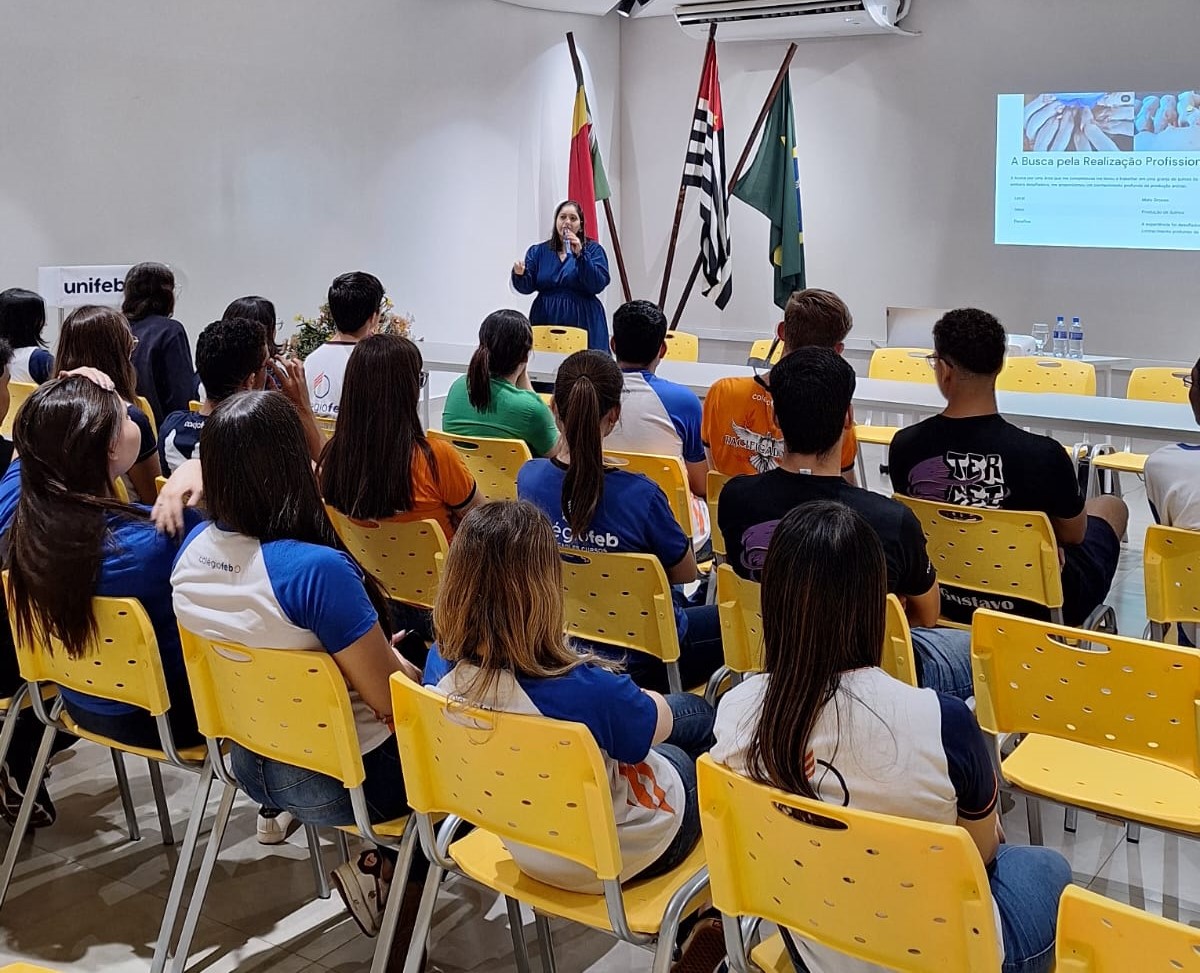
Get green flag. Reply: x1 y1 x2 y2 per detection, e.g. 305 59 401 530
732 75 805 310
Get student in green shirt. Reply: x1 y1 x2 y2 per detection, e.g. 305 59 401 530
442 309 561 457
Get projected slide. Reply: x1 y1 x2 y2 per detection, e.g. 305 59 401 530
995 91 1200 250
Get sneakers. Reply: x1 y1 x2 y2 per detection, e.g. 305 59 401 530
673 916 726 973
331 849 391 937
0 763 55 829
255 807 299 845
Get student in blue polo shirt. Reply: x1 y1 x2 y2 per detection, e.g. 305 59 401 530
517 350 722 693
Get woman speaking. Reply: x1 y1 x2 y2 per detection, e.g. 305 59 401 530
511 200 611 351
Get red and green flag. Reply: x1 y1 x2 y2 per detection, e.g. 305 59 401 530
569 61 611 237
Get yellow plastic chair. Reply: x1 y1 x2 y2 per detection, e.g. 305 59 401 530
532 325 587 355
173 629 419 973
0 965 67 972
324 507 448 610
971 608 1200 846
997 357 1096 395
155 475 168 495
314 415 337 440
0 381 36 439
1055 884 1200 971
391 677 709 973
558 548 689 693
697 756 1003 973
1143 524 1200 642
427 429 532 501
706 469 731 561
0 591 209 973
604 449 694 538
188 399 202 412
662 330 699 362
883 591 919 687
136 395 159 437
1088 366 1192 499
868 347 936 384
747 338 782 366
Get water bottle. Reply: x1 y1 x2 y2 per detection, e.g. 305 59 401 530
1052 316 1068 358
1068 316 1084 359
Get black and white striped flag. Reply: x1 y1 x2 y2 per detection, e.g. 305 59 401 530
682 36 732 309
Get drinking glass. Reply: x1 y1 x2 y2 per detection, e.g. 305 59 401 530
1031 322 1049 355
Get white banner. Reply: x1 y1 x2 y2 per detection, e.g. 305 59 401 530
37 265 134 309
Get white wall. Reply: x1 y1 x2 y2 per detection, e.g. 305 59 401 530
0 0 619 346
618 0 1200 361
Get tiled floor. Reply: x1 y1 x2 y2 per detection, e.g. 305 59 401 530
1 433 1194 971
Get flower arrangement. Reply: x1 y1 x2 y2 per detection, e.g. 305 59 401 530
287 296 414 361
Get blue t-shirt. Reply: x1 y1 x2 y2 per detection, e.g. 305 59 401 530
158 409 205 475
517 458 691 637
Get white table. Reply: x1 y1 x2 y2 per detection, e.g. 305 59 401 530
417 341 1194 445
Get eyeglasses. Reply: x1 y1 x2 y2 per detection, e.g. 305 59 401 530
420 371 428 389
128 334 140 359
1185 374 1194 389
925 353 940 369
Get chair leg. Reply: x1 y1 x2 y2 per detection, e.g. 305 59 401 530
1126 822 1141 844
855 451 868 491
150 765 216 973
534 913 558 973
370 822 422 973
148 760 175 846
1026 796 1044 846
1064 806 1078 834
336 829 351 865
305 825 330 900
111 749 140 842
504 895 533 973
403 863 446 973
0 723 56 911
168 781 237 973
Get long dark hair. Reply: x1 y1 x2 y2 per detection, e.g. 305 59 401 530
748 502 887 799
223 295 280 355
0 288 47 349
121 262 176 321
54 306 141 404
466 310 534 411
6 377 145 659
552 350 622 537
547 200 589 255
319 334 434 519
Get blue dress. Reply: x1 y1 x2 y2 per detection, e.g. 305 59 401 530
512 240 611 351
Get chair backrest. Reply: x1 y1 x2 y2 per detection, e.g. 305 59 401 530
391 676 623 880
427 429 532 501
707 470 731 559
603 449 694 537
1126 366 1192 404
314 415 337 440
188 399 202 412
868 347 935 384
324 507 448 609
4 585 171 716
717 564 917 687
1144 524 1200 629
894 495 1064 620
559 548 680 665
748 338 782 366
1055 884 1200 971
155 475 168 495
996 357 1096 395
179 627 366 787
531 325 587 355
1 381 37 439
136 395 159 437
971 609 1200 778
697 757 1002 972
662 330 700 362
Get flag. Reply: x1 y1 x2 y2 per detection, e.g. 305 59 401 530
568 59 611 238
681 36 732 309
732 74 805 310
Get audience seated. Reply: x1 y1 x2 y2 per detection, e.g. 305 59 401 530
222 295 283 357
702 289 859 482
54 305 161 502
718 347 973 699
169 389 424 938
888 308 1128 627
0 289 53 384
424 499 715 892
122 262 195 425
711 502 1071 973
320 334 480 540
517 350 722 692
442 308 560 456
1144 353 1200 645
603 299 710 551
304 271 383 418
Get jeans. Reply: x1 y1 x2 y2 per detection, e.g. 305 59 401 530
621 603 725 695
633 692 716 882
910 626 975 701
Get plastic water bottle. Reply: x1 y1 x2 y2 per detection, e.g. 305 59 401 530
1052 316 1068 358
1068 316 1084 359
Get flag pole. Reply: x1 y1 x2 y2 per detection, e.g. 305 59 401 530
566 32 632 303
669 42 798 331
657 22 718 312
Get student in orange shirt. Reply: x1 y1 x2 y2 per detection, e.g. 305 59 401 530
702 288 858 483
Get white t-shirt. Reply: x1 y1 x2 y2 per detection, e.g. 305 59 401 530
304 341 358 418
712 668 1002 973
1145 441 1200 644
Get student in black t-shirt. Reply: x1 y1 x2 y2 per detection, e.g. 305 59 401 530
718 347 974 699
888 308 1128 627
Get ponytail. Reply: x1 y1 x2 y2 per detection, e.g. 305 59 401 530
467 346 493 411
467 310 535 413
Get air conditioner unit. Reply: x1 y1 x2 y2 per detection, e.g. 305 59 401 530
674 0 916 41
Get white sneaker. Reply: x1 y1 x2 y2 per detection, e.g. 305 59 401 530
256 808 298 845
331 850 390 938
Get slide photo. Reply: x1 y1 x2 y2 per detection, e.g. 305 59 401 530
1022 92 1135 152
1134 91 1200 150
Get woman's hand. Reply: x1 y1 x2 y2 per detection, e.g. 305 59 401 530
512 260 526 277
58 366 115 392
152 458 203 535
269 356 310 411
